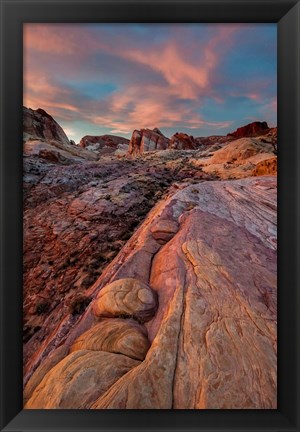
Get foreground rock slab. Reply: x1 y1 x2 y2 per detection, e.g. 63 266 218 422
25 176 277 409
25 350 140 409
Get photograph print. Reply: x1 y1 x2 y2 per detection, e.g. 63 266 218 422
23 23 277 409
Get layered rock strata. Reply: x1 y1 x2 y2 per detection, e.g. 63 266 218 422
128 128 170 156
25 176 277 409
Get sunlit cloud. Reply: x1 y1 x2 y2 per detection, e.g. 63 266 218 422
23 23 277 142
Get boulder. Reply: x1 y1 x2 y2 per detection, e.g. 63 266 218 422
71 318 150 361
150 219 179 244
92 278 158 323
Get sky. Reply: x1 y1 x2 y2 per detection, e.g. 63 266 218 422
23 24 277 143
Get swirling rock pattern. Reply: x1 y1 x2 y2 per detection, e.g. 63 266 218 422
71 318 150 361
23 345 70 404
25 350 140 409
91 177 277 409
92 278 158 323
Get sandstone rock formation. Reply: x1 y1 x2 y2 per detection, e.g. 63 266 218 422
70 318 150 361
193 137 277 179
194 135 232 148
169 132 197 150
227 121 269 138
92 278 157 323
23 108 277 409
23 107 98 163
23 345 70 405
25 176 277 409
23 107 70 145
79 134 129 156
128 128 170 156
25 350 140 409
23 146 215 383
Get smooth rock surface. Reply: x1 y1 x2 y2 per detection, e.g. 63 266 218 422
23 345 70 404
91 177 277 409
25 350 140 409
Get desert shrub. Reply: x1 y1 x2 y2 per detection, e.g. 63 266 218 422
35 301 50 315
121 231 132 241
69 295 91 315
81 274 97 288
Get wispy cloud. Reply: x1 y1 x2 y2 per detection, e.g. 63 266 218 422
23 24 277 141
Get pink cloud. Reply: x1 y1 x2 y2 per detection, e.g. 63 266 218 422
23 24 275 139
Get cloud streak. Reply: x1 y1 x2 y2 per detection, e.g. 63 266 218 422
23 24 277 141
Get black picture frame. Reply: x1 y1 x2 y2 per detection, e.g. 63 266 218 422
0 0 299 431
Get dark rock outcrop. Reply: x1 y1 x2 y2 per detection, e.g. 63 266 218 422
228 121 269 138
168 132 197 150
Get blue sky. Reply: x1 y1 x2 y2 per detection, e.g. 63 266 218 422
24 24 277 142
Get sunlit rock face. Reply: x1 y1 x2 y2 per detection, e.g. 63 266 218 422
25 176 277 409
